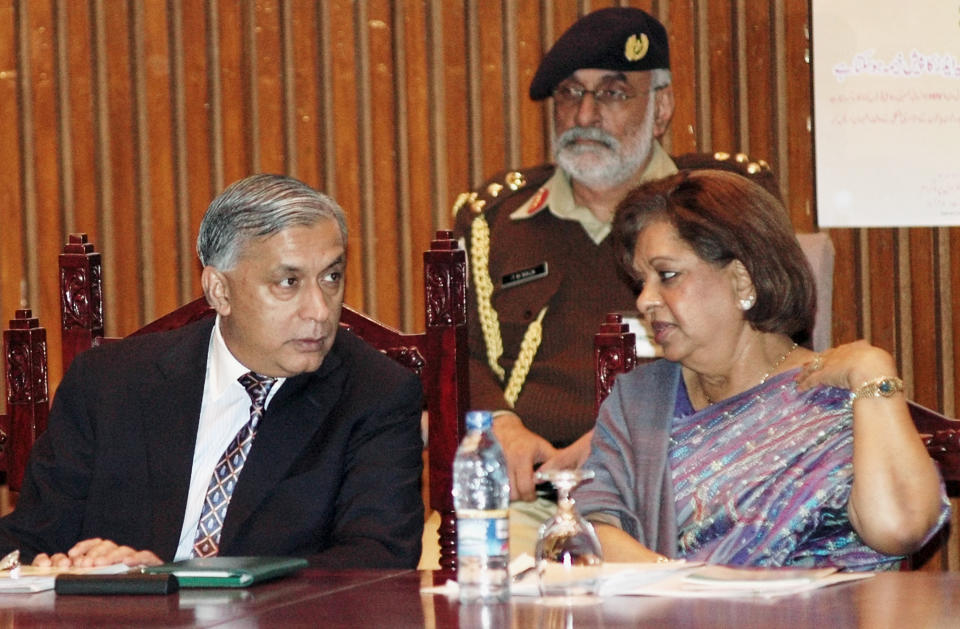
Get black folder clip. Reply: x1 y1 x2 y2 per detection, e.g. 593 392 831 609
55 573 179 595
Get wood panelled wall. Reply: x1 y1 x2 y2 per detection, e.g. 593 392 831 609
1 0 958 570
2 4 958 435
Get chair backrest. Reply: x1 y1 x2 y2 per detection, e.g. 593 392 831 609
594 313 642 415
909 402 960 484
1 310 49 491
6 230 469 574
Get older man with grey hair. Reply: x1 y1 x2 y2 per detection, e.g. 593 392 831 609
0 174 425 569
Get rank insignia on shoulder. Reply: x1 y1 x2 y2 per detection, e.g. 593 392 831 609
525 188 549 216
505 171 527 191
501 262 548 288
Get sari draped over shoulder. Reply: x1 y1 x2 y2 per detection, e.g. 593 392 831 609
577 360 951 571
670 369 897 570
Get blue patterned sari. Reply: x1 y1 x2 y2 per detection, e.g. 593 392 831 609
669 369 946 571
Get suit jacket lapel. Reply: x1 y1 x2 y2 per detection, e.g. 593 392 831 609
140 319 213 559
217 343 346 550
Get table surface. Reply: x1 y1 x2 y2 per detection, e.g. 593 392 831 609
1 568 958 628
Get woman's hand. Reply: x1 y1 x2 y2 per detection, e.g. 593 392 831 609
593 523 668 563
797 340 944 556
795 340 897 394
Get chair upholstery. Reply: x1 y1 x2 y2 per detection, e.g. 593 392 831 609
795 233 834 352
5 230 469 574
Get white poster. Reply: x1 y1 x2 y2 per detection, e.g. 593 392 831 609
813 1 960 227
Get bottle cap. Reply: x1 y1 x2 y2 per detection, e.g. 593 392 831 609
465 410 493 431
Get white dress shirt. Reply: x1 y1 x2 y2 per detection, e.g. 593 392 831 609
173 316 284 560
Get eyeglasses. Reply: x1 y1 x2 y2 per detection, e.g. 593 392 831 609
552 84 636 106
552 83 665 107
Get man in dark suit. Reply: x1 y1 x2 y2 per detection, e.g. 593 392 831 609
0 174 424 569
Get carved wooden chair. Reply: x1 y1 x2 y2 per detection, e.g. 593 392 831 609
1 310 49 492
5 230 469 574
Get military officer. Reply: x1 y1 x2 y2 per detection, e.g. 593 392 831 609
449 7 679 558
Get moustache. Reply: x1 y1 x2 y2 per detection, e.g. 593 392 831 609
556 127 620 152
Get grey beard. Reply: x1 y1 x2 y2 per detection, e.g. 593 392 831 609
553 105 656 189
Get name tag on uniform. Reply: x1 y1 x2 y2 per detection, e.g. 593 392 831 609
501 262 548 288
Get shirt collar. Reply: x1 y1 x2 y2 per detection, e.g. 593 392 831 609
509 140 678 244
208 315 285 406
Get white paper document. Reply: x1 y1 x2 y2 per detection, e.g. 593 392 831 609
423 556 874 600
620 564 874 599
0 563 132 593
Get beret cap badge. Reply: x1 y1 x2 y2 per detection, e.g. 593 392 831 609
528 7 670 101
624 33 649 62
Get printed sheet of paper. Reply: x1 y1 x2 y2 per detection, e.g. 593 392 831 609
813 1 960 227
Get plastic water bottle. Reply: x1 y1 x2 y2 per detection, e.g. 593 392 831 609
453 410 510 603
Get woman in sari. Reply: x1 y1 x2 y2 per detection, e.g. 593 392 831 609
576 170 949 570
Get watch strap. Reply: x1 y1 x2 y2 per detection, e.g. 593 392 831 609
853 376 904 400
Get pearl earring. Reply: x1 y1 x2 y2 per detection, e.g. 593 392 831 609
739 297 755 311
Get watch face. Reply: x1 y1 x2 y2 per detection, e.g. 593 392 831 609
855 376 903 400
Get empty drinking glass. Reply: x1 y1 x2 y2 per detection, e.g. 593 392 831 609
534 469 603 599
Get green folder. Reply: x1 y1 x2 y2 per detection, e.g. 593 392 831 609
145 556 308 588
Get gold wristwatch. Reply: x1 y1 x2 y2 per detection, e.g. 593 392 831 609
853 376 904 400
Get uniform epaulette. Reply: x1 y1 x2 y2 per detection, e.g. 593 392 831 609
451 164 556 220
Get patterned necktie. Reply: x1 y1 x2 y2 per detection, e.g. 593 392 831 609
192 371 276 558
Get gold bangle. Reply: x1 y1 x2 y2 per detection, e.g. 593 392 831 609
852 376 904 400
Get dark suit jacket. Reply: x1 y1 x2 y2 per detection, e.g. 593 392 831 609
0 318 425 568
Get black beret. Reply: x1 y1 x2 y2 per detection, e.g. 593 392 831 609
529 7 670 101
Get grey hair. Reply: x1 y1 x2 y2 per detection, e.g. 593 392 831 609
197 174 348 270
651 68 672 90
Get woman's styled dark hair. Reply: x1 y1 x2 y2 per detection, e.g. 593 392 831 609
613 169 816 344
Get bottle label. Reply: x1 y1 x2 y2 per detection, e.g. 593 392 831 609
456 509 509 558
